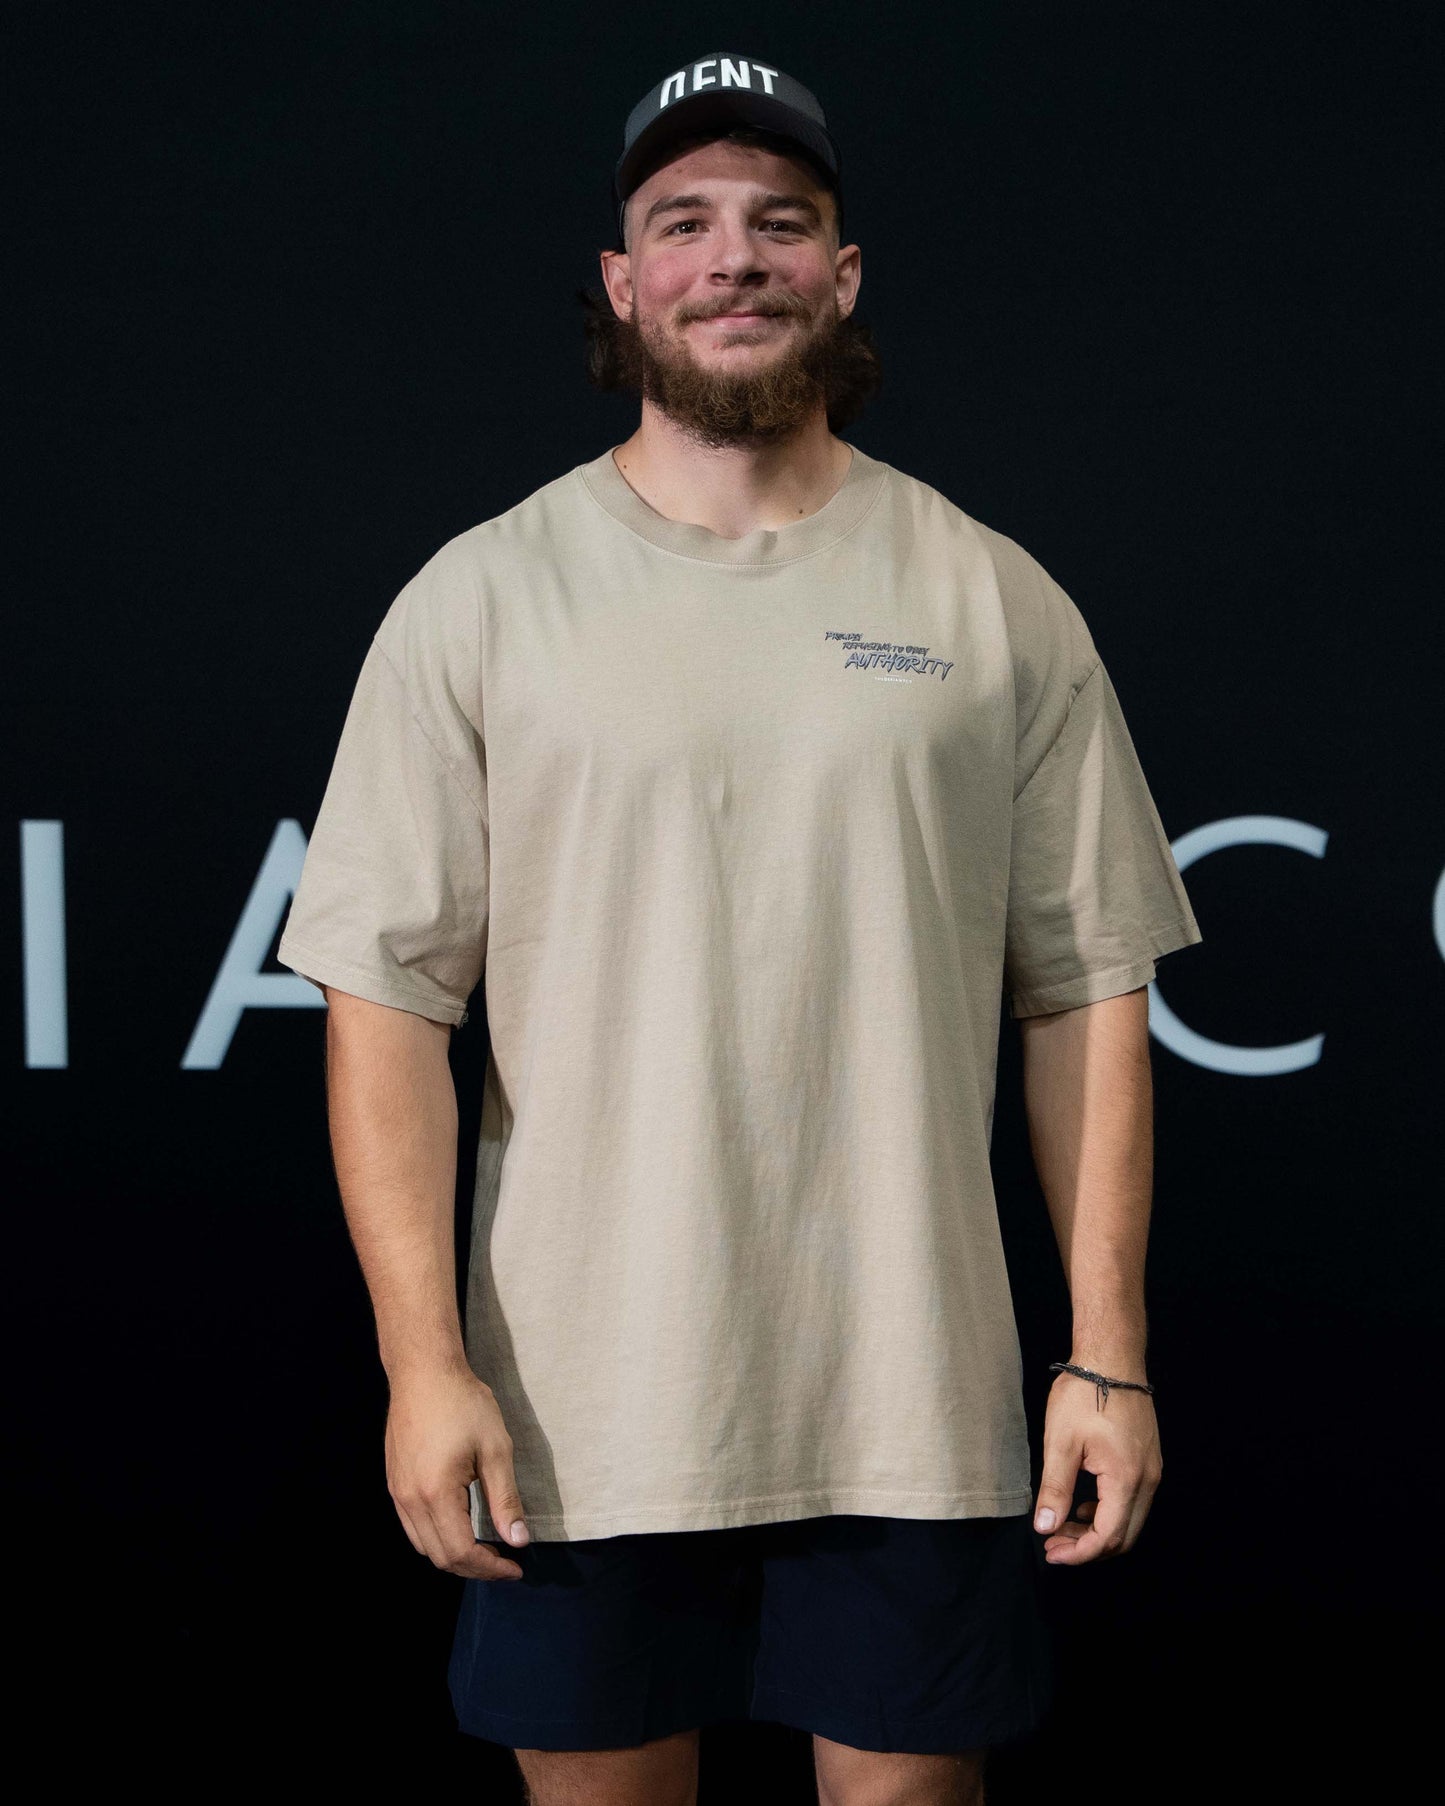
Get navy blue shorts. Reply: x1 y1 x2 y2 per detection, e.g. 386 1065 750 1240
447 1512 1055 1755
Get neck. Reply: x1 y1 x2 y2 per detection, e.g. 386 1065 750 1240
611 404 853 540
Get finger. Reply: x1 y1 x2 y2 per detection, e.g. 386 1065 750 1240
1039 1502 1095 1552
1121 1483 1157 1552
1040 1513 1093 1553
425 1488 524 1581
1046 1482 1134 1564
1033 1442 1083 1537
393 1500 427 1557
1044 1527 1102 1563
387 1466 439 1559
473 1538 530 1580
407 1513 456 1573
393 1472 518 1580
478 1454 531 1554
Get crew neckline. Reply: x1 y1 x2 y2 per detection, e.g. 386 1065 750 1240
577 441 888 566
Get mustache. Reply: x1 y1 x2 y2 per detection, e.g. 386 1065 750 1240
678 299 806 323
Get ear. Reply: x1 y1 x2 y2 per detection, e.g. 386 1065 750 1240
834 240 861 321
599 246 634 321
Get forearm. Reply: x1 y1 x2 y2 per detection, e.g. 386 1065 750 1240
1018 986 1154 1372
322 988 470 1385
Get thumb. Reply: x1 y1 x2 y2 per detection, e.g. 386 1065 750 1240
481 1459 530 1548
1033 1455 1080 1534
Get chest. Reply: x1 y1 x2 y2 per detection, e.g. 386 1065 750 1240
483 557 1015 806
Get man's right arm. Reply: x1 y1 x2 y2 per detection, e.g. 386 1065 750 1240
322 986 530 1580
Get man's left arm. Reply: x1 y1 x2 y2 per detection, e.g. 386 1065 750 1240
1018 984 1163 1564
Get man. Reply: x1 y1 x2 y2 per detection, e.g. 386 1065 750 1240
277 51 1202 1806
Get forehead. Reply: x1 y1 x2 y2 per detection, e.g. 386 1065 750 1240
628 138 827 212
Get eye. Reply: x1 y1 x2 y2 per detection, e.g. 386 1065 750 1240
663 216 808 237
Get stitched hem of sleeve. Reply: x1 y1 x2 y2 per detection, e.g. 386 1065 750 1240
1008 918 1202 1019
275 935 469 1026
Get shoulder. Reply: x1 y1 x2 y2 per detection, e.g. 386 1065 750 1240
878 456 1099 689
971 519 1099 690
372 461 590 673
398 463 586 601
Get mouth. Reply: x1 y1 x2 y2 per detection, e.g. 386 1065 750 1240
691 310 785 326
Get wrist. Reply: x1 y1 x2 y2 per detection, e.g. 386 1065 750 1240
1068 1312 1146 1377
380 1340 475 1390
1066 1351 1148 1380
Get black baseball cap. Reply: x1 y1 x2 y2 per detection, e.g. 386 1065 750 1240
612 53 843 247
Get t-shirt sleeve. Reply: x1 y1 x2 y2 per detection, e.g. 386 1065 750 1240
996 538 1202 1019
276 551 489 1028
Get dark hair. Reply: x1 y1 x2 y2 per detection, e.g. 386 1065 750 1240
581 123 881 432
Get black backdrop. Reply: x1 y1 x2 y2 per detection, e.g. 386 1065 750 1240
9 2 1438 1794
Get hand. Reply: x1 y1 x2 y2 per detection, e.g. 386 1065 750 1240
384 1364 531 1581
1032 1367 1162 1564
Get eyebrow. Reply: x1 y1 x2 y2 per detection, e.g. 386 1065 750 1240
641 190 824 230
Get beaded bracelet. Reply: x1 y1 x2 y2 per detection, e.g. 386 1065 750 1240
1049 1361 1155 1411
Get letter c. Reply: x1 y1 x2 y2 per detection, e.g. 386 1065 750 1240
1149 815 1327 1075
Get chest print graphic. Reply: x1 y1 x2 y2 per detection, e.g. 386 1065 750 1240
824 629 955 682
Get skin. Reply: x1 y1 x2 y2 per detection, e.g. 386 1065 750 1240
320 992 527 1585
1019 986 1163 1567
320 140 1164 1805
598 137 861 536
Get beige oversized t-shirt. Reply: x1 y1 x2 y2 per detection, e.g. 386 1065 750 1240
277 441 1202 1543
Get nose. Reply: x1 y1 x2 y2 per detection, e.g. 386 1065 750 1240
706 213 770 282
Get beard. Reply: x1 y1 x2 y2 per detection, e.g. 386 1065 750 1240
611 292 852 448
